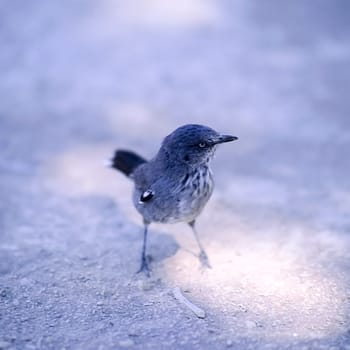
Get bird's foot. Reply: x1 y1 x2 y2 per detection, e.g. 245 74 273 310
199 251 212 269
136 258 151 277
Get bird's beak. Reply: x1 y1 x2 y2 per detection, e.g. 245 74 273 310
213 134 238 145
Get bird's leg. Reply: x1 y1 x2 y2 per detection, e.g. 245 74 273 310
188 220 211 268
137 221 151 276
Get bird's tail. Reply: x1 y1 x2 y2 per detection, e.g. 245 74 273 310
106 149 147 177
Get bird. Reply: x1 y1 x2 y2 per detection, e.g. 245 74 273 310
107 124 238 275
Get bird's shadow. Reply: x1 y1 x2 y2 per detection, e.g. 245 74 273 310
146 229 180 263
147 230 212 271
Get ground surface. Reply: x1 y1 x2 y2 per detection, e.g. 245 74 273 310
1 0 350 349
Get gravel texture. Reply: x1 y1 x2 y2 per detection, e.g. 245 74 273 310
1 0 350 349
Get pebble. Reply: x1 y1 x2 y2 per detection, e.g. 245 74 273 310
143 302 153 306
78 276 89 283
96 301 104 306
226 340 233 347
237 304 248 313
118 339 134 347
0 290 8 298
245 320 256 329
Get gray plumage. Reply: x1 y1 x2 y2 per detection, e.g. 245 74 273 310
109 124 238 275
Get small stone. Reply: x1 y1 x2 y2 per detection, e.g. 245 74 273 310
237 304 248 313
245 320 256 329
226 339 233 347
143 302 153 306
78 276 89 283
0 290 8 298
96 301 104 306
118 339 134 347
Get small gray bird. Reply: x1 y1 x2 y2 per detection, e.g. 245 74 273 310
108 124 238 275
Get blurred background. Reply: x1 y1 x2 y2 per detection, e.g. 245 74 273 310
1 0 350 349
2 0 350 213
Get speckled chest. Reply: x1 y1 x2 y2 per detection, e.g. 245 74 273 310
174 165 214 222
133 164 214 224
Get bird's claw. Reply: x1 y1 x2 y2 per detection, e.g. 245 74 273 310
136 259 151 277
199 251 212 269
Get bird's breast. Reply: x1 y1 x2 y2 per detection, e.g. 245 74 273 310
175 165 214 222
133 165 214 224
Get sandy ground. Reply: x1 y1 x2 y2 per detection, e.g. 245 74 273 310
1 0 350 349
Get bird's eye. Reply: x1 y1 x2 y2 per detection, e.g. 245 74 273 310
198 142 206 148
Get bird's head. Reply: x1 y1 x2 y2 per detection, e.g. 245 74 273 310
160 124 238 167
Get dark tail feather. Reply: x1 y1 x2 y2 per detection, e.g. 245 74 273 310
107 149 147 176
